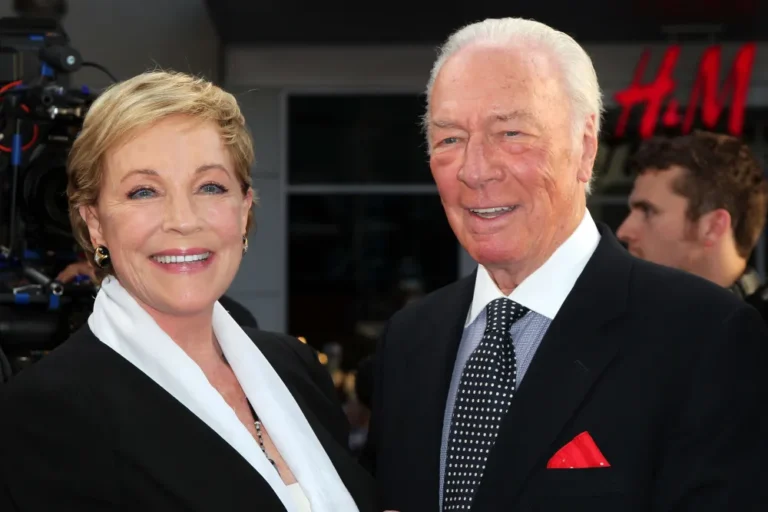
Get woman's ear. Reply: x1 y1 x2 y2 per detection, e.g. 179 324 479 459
242 187 254 227
79 205 105 247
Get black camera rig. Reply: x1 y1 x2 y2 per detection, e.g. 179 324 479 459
0 16 114 376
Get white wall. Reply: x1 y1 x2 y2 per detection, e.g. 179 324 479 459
226 87 286 332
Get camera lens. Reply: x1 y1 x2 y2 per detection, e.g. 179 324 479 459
22 149 72 236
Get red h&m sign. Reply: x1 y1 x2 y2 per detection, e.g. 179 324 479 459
614 43 757 139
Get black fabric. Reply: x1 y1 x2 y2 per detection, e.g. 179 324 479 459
728 267 763 300
0 345 10 384
362 223 768 512
219 294 259 329
746 283 768 326
0 327 375 511
355 355 374 410
0 296 255 385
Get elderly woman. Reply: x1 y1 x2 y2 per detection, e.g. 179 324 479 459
0 71 374 512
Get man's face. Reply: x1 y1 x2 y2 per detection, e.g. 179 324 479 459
427 44 596 272
617 166 703 272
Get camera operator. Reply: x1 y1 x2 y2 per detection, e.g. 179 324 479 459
617 131 768 323
55 259 95 283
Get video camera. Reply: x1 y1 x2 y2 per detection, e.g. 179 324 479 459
0 17 109 376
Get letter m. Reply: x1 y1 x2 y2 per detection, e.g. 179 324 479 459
682 43 756 136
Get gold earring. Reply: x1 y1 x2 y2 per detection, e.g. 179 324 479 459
93 245 110 268
242 235 248 255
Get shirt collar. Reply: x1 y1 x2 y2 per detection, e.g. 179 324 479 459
465 209 601 326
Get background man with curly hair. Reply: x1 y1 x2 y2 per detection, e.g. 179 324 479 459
617 131 768 310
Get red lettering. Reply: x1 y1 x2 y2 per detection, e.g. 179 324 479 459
614 43 756 139
614 46 680 139
662 99 681 127
681 43 755 136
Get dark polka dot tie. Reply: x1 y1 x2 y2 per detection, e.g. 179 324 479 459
443 298 529 511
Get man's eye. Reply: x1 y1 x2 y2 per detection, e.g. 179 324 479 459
504 131 520 137
441 137 458 145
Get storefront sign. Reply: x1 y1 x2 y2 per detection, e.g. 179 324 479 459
614 43 756 139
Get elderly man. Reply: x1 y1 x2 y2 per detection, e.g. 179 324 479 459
362 18 767 512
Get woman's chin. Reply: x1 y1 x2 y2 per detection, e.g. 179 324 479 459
134 284 224 319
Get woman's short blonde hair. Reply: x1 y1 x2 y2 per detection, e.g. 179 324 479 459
67 70 255 282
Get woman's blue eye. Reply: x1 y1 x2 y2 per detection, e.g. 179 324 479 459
200 183 227 194
127 183 228 199
128 188 155 200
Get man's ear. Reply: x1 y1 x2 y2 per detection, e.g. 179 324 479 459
577 113 598 185
698 208 732 248
79 205 105 248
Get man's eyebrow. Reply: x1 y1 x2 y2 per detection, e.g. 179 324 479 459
628 199 658 213
489 109 535 123
430 109 538 131
430 119 460 129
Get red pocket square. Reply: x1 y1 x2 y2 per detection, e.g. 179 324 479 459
547 432 611 469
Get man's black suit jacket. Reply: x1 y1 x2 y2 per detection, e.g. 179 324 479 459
0 326 375 511
746 283 768 326
363 224 768 512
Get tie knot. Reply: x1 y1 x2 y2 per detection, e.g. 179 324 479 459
485 298 529 333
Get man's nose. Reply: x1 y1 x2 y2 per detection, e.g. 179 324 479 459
616 213 636 244
458 137 502 189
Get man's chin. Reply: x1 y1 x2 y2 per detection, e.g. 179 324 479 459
468 244 524 269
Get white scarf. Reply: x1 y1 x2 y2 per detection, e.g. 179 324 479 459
88 277 359 512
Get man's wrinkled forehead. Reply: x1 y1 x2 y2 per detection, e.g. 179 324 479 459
428 44 566 123
430 108 542 133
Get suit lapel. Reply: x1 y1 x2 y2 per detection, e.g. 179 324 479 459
254 335 377 512
289 384 376 511
88 336 285 512
473 226 634 507
403 274 475 511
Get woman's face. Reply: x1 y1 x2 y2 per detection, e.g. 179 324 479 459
81 114 252 319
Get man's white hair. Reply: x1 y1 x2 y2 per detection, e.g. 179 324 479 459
423 18 604 192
